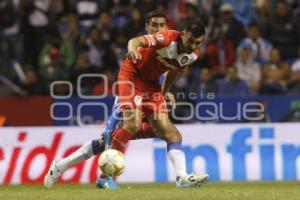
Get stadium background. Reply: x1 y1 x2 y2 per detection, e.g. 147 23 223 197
1 0 300 187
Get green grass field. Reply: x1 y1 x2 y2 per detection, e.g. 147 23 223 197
0 182 299 200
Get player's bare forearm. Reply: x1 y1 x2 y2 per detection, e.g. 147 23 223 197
128 37 145 52
127 37 145 63
161 70 180 95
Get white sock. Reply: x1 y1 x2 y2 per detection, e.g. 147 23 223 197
168 149 187 178
56 141 94 172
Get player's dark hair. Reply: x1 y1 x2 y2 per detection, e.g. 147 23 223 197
184 19 206 37
145 10 166 23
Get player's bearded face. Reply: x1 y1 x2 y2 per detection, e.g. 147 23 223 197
146 17 167 34
182 31 204 53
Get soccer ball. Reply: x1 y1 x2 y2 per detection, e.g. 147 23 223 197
98 149 125 177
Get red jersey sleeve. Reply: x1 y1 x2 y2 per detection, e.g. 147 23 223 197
142 30 181 49
194 48 201 58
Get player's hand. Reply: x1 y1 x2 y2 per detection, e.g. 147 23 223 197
176 65 186 73
165 92 176 109
127 50 142 64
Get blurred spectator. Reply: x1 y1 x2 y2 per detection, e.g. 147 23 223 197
0 0 23 79
153 0 177 30
93 69 117 96
287 58 300 94
39 48 70 94
204 24 235 74
218 3 246 47
97 11 114 44
293 0 300 17
59 13 87 58
59 14 80 44
292 58 300 72
235 47 261 93
134 0 157 14
84 27 105 68
238 23 272 64
0 0 36 96
20 0 50 68
83 26 118 71
111 31 128 68
191 68 217 95
223 0 255 26
39 28 75 69
253 0 271 29
198 0 222 20
39 27 75 94
76 0 100 33
176 2 201 31
0 0 17 31
49 0 66 23
111 0 131 28
124 7 144 38
261 48 290 94
264 0 300 59
70 51 97 95
216 66 251 96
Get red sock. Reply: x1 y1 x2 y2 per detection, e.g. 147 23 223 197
111 128 132 154
100 173 107 179
132 122 156 139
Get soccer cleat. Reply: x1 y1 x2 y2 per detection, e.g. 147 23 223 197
176 173 209 188
44 161 62 189
96 176 119 189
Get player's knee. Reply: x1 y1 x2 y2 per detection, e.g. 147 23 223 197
175 131 182 141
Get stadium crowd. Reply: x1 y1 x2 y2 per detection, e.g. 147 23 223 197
0 0 300 97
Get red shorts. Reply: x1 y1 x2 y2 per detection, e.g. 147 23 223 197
117 72 168 116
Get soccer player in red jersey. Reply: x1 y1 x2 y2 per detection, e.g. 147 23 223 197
110 19 208 187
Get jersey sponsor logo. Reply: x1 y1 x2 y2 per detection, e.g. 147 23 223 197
177 53 198 66
156 34 164 43
148 35 156 46
180 56 189 65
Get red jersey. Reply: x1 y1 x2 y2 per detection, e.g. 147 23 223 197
120 30 200 89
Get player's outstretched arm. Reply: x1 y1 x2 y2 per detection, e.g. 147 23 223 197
161 70 180 108
127 37 145 63
161 69 180 94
